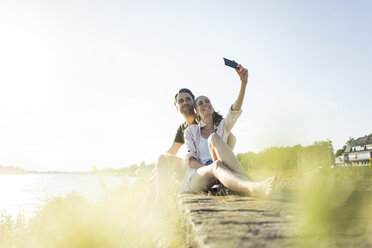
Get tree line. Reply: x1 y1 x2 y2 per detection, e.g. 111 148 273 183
237 140 335 174
93 161 155 176
0 165 36 174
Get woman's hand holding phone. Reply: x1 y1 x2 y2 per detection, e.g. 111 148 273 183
235 65 248 84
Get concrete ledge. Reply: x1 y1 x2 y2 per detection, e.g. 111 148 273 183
178 193 298 248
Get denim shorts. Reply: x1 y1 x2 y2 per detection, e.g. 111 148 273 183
205 160 213 165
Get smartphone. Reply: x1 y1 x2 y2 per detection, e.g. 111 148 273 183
223 58 239 69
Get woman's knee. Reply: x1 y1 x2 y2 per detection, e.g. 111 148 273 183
211 160 225 176
208 133 223 147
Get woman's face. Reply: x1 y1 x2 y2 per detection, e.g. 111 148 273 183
195 96 214 119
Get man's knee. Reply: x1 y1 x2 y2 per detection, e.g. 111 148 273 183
156 154 169 170
208 133 223 147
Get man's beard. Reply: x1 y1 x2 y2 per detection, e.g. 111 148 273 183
180 105 194 115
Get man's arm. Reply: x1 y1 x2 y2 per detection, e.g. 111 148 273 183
167 142 183 155
189 157 204 169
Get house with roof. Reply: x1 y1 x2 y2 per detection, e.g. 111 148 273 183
337 135 372 166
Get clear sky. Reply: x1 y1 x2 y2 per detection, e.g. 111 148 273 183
1 0 371 171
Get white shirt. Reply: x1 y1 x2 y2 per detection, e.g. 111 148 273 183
184 105 242 164
198 136 212 164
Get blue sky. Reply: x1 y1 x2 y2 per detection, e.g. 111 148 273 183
0 0 371 171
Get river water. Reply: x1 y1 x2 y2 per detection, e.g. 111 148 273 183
0 174 132 219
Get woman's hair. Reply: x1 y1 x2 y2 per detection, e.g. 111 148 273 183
194 96 224 126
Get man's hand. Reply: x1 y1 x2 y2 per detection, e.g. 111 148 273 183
235 64 248 84
167 142 182 155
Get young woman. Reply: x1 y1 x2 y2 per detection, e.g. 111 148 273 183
181 65 275 197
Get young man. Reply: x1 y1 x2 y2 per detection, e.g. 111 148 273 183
168 88 197 155
155 88 198 195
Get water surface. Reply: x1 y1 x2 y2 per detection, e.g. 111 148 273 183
0 174 131 219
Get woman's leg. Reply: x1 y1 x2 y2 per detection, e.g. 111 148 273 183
188 165 219 192
208 133 251 179
189 161 275 197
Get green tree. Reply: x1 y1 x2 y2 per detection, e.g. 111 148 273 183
237 152 257 171
334 137 356 157
335 148 344 157
238 140 334 174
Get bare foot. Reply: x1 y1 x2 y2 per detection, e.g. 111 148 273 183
250 176 276 198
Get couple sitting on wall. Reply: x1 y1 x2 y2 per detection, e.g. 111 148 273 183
154 64 275 200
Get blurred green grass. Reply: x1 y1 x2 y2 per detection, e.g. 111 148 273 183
248 164 372 247
0 175 184 248
287 166 372 247
1 165 371 247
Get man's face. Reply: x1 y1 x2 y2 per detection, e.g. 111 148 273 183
176 92 194 115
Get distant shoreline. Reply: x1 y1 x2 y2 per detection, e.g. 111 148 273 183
0 171 138 176
0 164 154 176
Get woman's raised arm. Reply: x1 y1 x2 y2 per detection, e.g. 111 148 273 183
231 65 248 111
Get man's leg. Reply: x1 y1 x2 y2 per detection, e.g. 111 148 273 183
156 153 186 182
155 153 188 199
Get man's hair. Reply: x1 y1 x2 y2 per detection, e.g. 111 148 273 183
174 88 195 105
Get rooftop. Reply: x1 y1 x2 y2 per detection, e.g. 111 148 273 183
351 135 372 147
